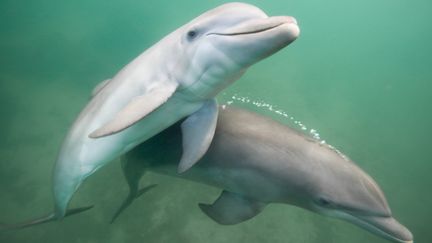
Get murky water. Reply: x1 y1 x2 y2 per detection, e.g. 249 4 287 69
1 0 431 242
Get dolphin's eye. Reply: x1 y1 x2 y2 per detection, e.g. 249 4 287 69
187 30 198 40
317 197 331 207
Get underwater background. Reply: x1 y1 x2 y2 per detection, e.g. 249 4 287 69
0 0 431 242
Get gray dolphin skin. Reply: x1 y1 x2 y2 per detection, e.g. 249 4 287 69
113 106 413 243
5 2 299 226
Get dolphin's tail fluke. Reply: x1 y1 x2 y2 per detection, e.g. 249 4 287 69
0 205 94 231
110 184 157 224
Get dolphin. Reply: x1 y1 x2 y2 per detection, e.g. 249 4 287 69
39 2 300 223
112 106 413 243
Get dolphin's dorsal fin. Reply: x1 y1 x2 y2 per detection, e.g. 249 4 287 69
178 99 218 173
89 82 178 138
198 191 266 225
91 79 111 97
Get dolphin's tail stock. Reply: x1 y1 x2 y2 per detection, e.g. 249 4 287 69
0 205 93 231
110 184 157 224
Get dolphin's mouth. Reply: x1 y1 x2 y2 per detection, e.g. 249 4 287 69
345 212 413 243
208 16 298 37
208 23 286 36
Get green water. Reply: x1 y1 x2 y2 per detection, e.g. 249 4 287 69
0 0 431 242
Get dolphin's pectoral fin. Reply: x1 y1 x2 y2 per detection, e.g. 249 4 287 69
198 191 266 225
0 205 93 231
178 99 218 173
110 184 157 224
91 78 111 97
89 82 178 138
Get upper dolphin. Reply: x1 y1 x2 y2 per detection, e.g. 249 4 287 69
113 106 413 243
51 3 299 221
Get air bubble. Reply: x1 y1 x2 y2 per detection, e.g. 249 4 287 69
221 94 348 158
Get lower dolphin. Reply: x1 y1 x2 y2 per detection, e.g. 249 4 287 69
113 106 413 243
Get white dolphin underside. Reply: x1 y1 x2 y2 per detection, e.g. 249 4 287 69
50 2 300 219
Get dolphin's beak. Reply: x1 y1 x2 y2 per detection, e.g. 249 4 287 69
205 15 300 66
208 16 299 37
346 213 413 243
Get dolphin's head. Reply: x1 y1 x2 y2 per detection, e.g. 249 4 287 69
171 3 299 97
298 150 413 243
195 3 300 67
